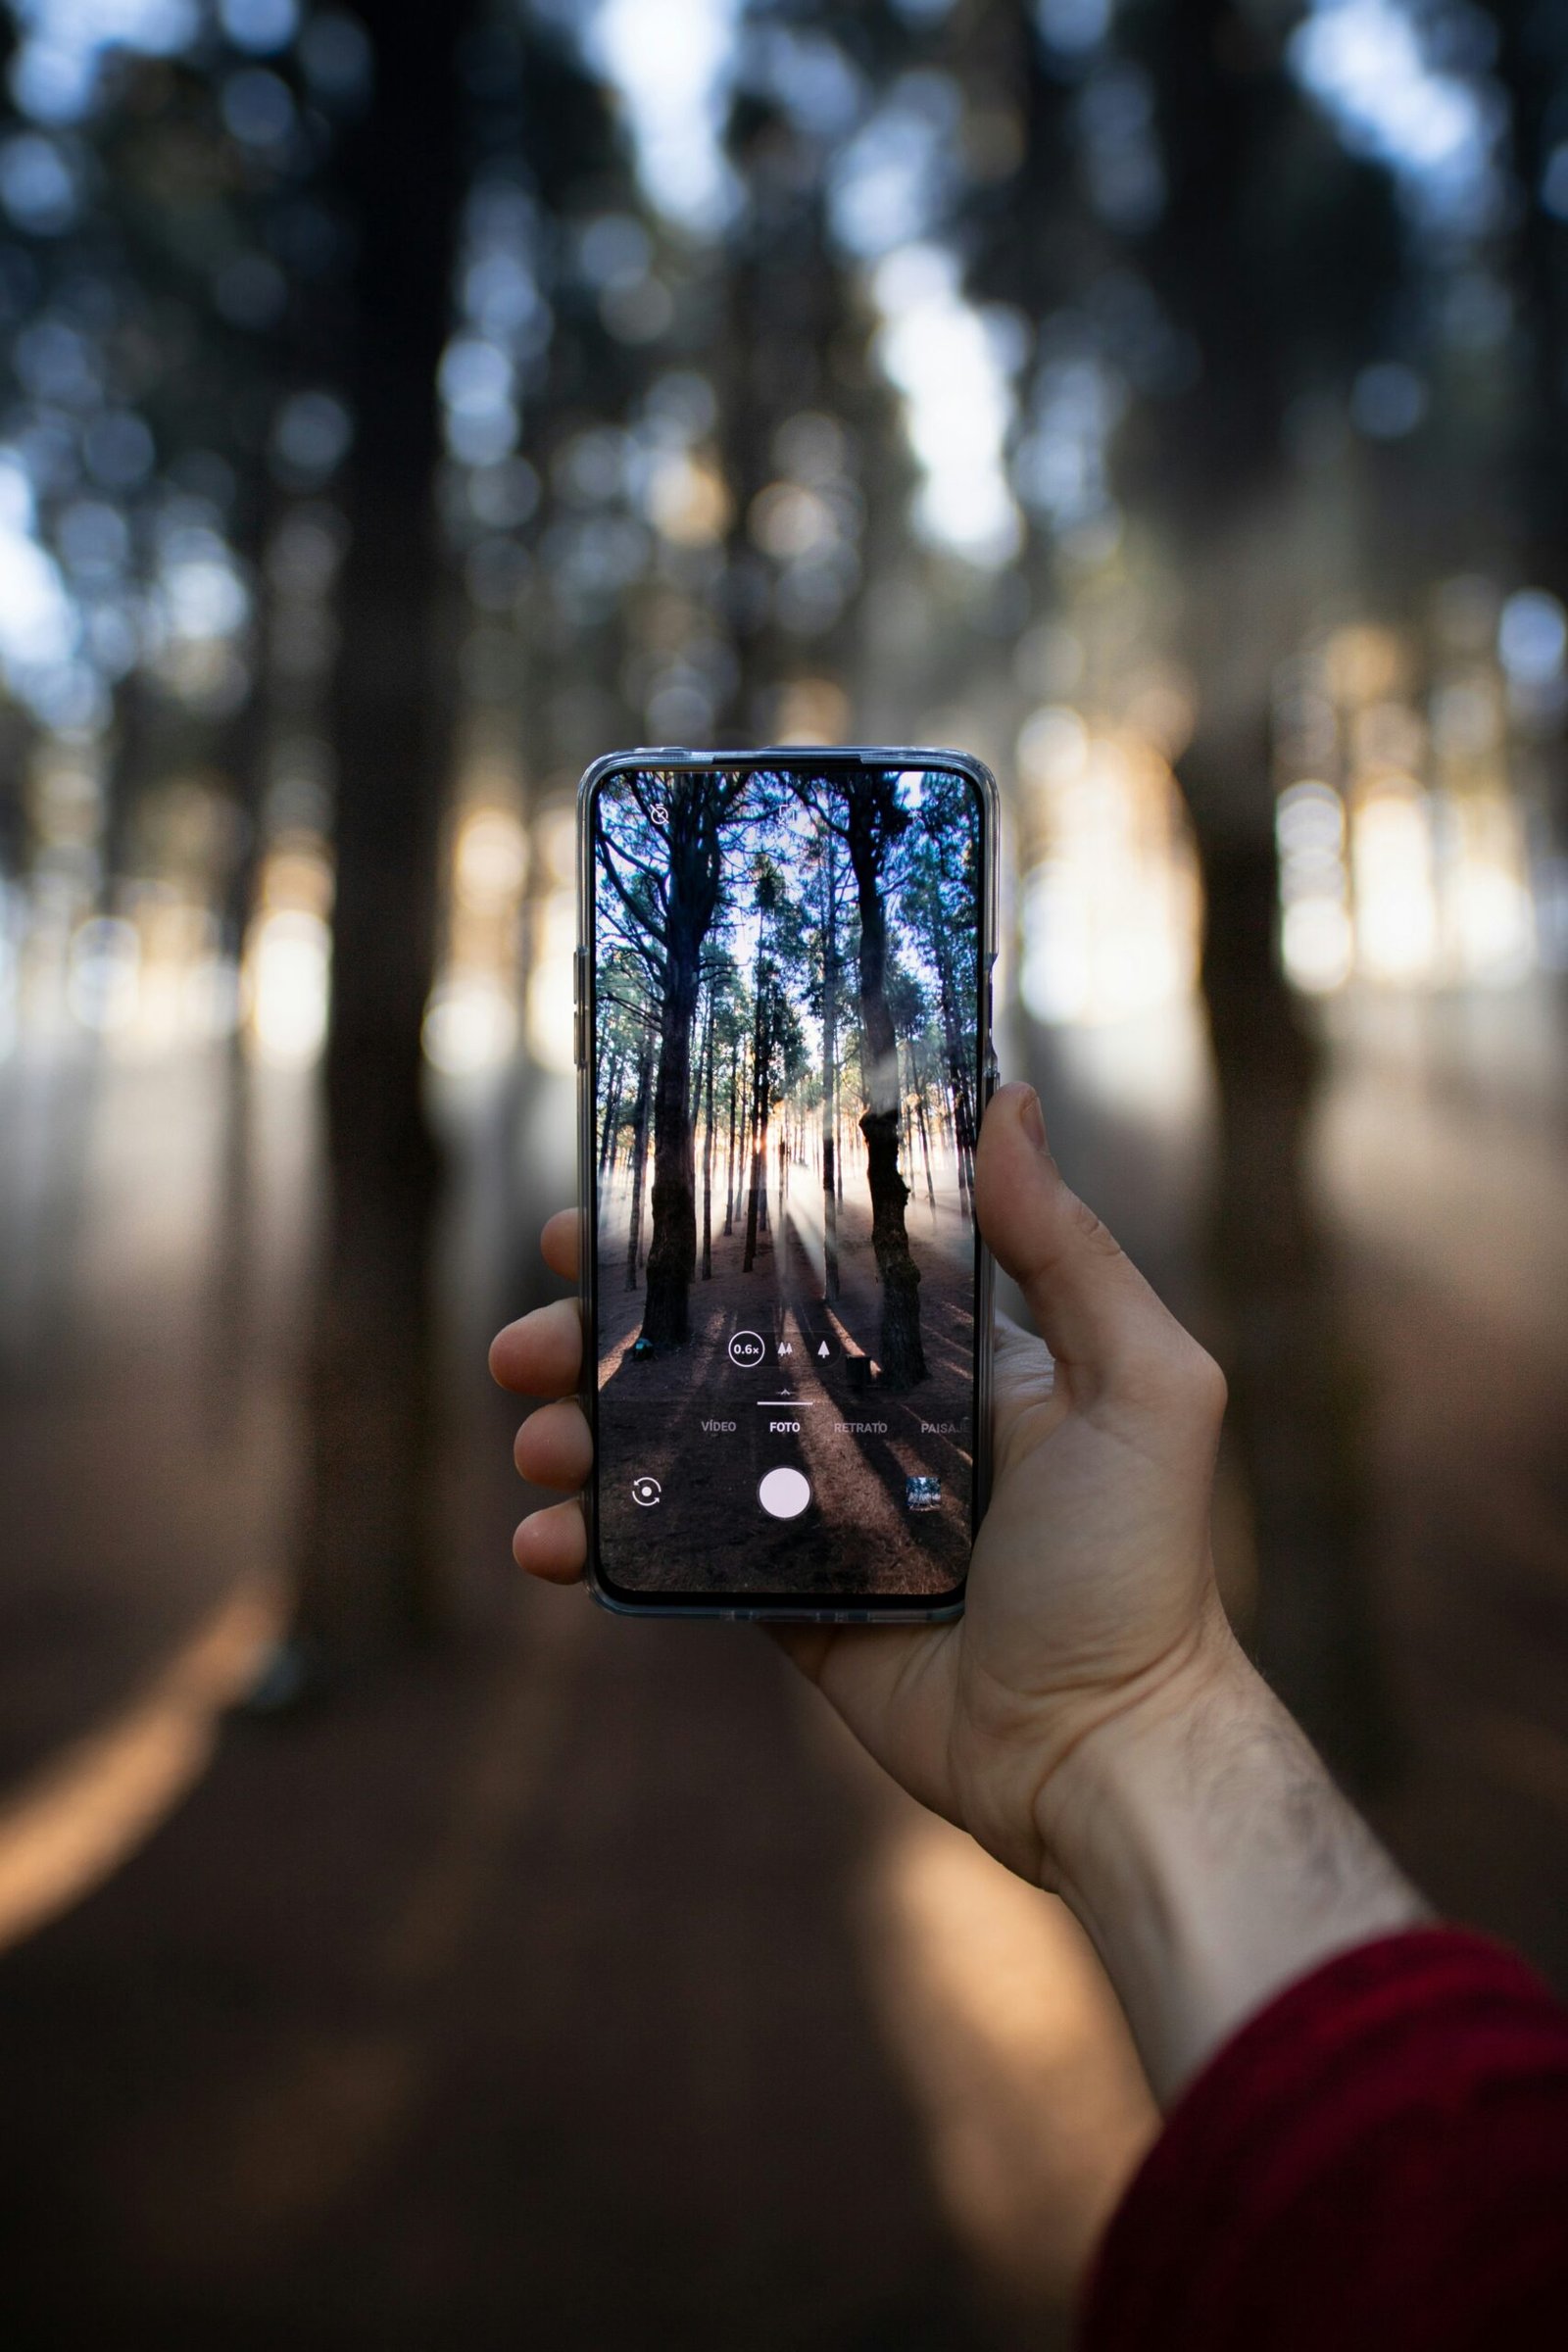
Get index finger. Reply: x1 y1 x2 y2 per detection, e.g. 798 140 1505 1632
541 1208 581 1282
489 1298 583 1396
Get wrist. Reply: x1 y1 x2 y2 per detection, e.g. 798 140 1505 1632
1032 1598 1246 1884
1034 1604 1427 2100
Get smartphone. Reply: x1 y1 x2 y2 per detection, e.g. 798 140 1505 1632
575 747 998 1621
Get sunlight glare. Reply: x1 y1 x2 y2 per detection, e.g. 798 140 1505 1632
422 974 518 1077
0 452 88 722
1018 716 1199 1023
870 245 1022 567
1443 791 1535 984
525 887 576 1076
8 0 199 126
1351 775 1438 981
645 449 731 547
247 906 330 1066
1278 782 1352 994
1289 0 1500 231
66 913 139 1032
454 806 529 913
586 0 741 234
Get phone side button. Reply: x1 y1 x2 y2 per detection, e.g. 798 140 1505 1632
574 1002 588 1067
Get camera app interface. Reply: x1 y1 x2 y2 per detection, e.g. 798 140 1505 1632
592 762 983 1600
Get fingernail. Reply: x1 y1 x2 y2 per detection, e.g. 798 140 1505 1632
1018 1086 1048 1152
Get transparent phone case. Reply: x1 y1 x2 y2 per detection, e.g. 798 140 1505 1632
573 745 1000 1622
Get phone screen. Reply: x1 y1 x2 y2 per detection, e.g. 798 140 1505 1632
586 757 987 1609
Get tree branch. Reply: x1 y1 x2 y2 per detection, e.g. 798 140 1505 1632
599 840 669 971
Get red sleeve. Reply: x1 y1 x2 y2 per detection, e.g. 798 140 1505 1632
1081 1928 1568 2352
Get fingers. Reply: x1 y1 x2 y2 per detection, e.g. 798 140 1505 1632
541 1209 581 1282
514 1398 592 1491
489 1298 583 1396
502 1209 590 1588
974 1084 1204 1404
490 1211 582 1390
514 1496 587 1584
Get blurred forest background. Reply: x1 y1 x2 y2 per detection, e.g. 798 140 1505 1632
1 2 1567 2346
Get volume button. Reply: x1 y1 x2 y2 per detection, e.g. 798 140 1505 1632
574 949 590 1066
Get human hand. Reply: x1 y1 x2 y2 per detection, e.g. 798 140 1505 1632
494 1083 1424 2096
489 1082 1232 1888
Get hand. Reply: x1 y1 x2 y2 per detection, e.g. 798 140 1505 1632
493 1083 1424 2097
490 1082 1231 1887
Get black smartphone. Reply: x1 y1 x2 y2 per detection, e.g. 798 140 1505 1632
575 747 999 1621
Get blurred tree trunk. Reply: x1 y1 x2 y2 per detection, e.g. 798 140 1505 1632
1492 3 1568 604
291 8 467 1661
1105 0 1404 1786
201 610 270 1450
100 668 153 907
1183 720 1390 1786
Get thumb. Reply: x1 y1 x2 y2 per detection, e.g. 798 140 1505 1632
974 1083 1189 1396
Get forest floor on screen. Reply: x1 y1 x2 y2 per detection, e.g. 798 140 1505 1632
595 1159 975 1596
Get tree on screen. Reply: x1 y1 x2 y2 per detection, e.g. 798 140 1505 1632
802 821 854 1298
884 956 935 1212
904 775 980 1218
789 772 926 1387
599 772 749 1346
694 949 747 1279
739 852 807 1273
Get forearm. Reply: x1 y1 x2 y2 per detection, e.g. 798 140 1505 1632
1039 1606 1429 2104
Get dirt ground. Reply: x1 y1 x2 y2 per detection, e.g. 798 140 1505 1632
7 996 1568 2351
594 1154 978 1598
